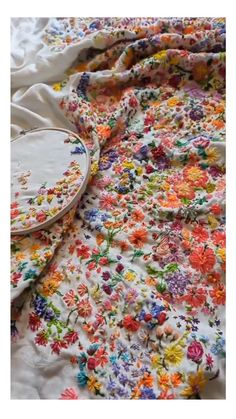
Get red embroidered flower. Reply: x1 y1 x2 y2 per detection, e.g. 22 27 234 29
212 231 226 246
76 245 90 259
63 331 79 345
189 247 216 274
192 225 209 242
182 287 207 308
35 331 48 346
123 315 140 332
87 357 97 370
28 312 42 332
157 312 167 325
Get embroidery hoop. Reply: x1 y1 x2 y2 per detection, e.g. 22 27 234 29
11 127 91 235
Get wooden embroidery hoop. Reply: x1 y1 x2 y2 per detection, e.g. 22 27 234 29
11 127 91 235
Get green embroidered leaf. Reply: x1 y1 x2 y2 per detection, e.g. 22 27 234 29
146 265 159 275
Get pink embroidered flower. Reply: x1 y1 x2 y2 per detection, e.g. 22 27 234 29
59 387 79 400
187 341 204 362
36 211 47 223
77 299 93 317
63 289 76 307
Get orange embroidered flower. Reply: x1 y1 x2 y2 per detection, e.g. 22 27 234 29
96 233 105 246
212 119 225 129
182 287 207 308
96 125 112 140
210 284 226 305
158 192 181 209
183 165 208 187
174 181 195 200
132 209 145 222
170 372 182 387
119 240 130 251
189 247 216 274
158 373 170 389
128 228 148 248
140 373 154 388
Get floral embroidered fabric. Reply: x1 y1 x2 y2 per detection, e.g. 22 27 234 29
11 17 225 400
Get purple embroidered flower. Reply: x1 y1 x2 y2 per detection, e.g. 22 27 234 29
156 156 170 170
33 295 47 317
166 273 189 296
119 374 128 387
99 150 118 170
189 107 204 121
134 145 149 161
106 378 116 391
44 308 56 321
76 72 90 98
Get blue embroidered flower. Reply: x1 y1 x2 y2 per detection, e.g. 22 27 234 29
140 387 156 399
84 208 99 222
77 371 88 387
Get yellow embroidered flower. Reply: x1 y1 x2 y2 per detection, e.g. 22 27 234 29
216 247 226 262
47 194 54 204
87 376 102 393
124 271 136 281
123 161 135 169
181 369 207 398
151 354 161 369
205 183 215 193
205 147 221 165
208 214 219 229
91 285 102 301
53 83 62 92
167 97 179 107
169 55 180 65
164 344 184 366
152 50 167 61
91 161 99 176
30 251 40 261
161 181 171 191
136 166 143 175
